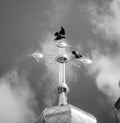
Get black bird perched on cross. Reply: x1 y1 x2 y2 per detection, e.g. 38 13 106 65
54 27 66 40
72 51 83 59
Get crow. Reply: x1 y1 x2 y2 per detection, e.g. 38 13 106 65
72 51 82 59
54 27 66 40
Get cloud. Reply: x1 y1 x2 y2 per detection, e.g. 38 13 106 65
80 0 120 104
0 69 36 123
87 0 120 44
89 51 120 102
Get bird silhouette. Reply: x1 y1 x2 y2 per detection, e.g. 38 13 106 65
72 51 82 59
54 27 66 40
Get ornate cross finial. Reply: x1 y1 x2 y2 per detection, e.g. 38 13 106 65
29 27 93 106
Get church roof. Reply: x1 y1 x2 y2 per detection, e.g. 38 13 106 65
35 104 97 123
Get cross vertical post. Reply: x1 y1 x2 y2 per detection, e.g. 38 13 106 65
57 44 69 106
59 48 65 84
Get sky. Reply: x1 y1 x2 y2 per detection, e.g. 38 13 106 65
1 0 120 123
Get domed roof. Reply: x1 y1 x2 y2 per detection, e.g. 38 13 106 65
35 104 97 123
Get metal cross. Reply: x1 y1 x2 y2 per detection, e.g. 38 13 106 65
28 28 93 105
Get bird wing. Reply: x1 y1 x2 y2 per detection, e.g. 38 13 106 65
59 27 65 35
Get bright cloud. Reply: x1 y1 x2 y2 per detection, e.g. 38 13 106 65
88 0 120 44
0 69 36 123
89 51 120 102
81 0 120 103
